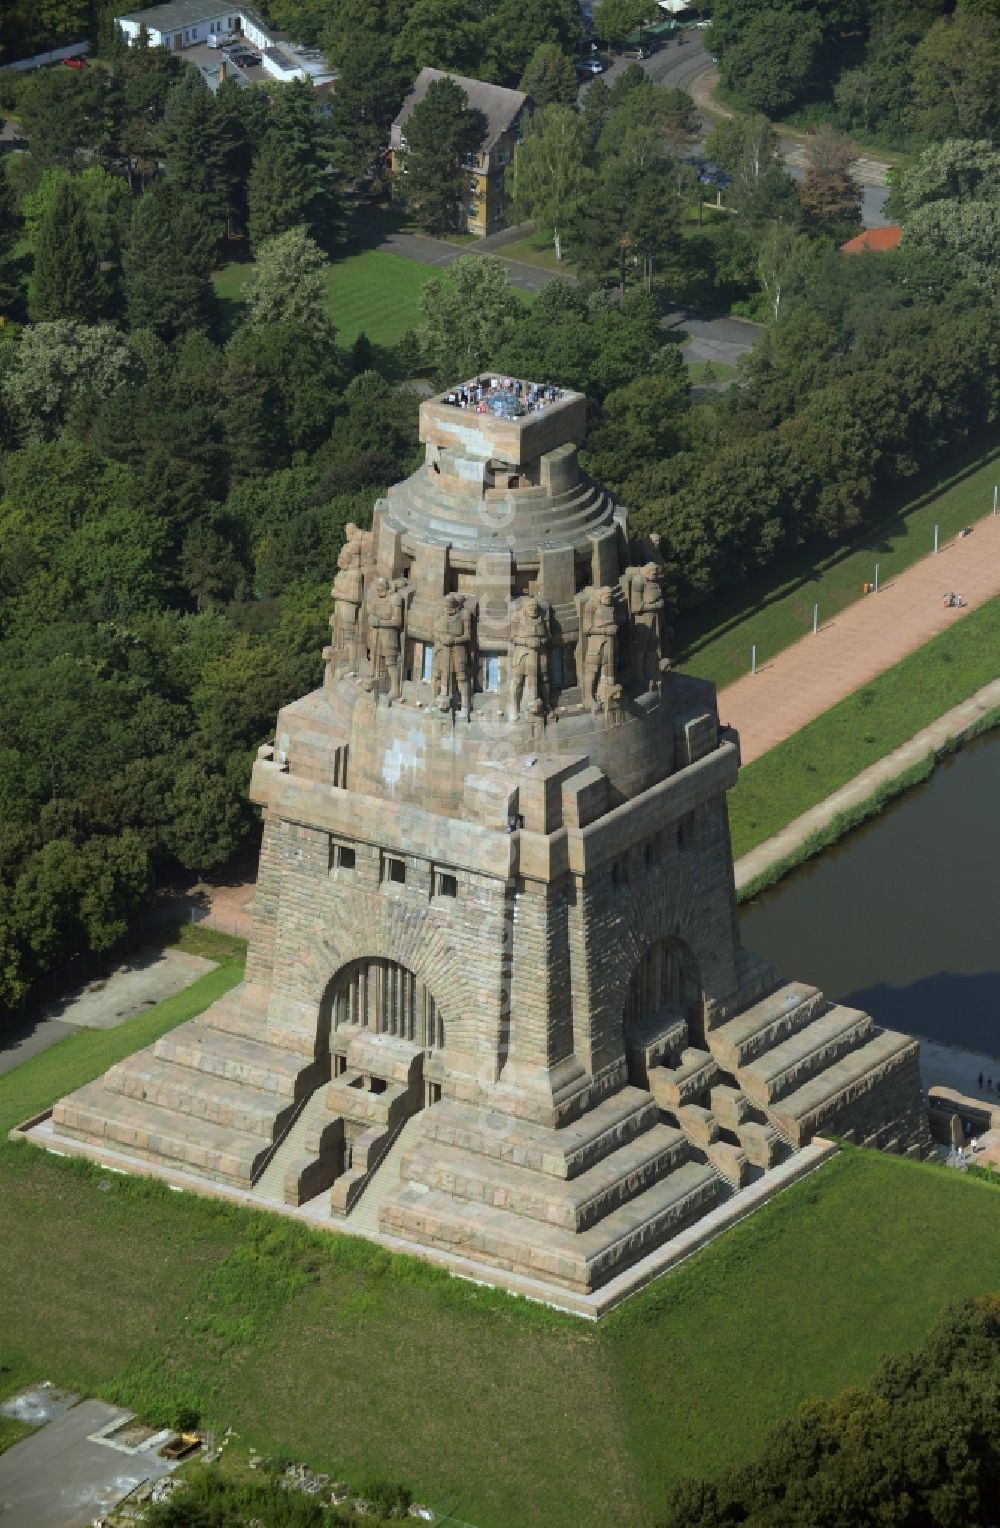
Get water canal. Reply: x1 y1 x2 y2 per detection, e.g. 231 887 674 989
737 728 1000 1058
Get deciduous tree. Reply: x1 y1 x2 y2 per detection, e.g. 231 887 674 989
419 253 521 380
799 125 861 227
242 227 333 332
511 104 593 260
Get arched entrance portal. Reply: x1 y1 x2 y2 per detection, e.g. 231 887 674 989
324 957 445 1052
623 937 706 1051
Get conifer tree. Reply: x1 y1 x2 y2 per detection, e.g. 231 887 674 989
247 80 337 252
400 79 485 235
123 183 214 340
29 178 105 323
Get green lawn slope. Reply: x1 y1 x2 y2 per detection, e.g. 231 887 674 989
3 973 999 1525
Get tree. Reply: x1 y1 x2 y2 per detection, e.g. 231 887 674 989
592 0 646 51
0 158 20 314
163 763 246 873
799 125 861 227
571 136 681 294
705 113 800 226
908 11 1000 140
242 227 333 332
159 70 232 246
518 43 578 107
16 66 104 170
330 33 407 179
2 322 142 441
720 7 823 118
487 0 579 83
511 105 593 261
757 224 814 321
123 182 215 341
393 0 486 78
902 199 1000 294
887 139 1000 220
248 81 338 252
29 178 105 323
584 360 690 485
399 77 486 235
419 254 521 381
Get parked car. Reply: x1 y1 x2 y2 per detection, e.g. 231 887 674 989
574 57 604 75
63 55 87 68
233 52 259 66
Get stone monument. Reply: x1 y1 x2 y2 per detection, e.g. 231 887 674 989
46 377 931 1302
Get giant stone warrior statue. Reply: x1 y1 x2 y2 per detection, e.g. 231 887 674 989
508 595 550 718
433 592 473 719
366 576 405 698
326 523 373 675
583 586 619 713
629 561 671 688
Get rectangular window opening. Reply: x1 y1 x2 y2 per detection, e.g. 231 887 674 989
436 872 458 899
386 856 406 885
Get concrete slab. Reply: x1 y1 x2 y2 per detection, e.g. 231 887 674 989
917 1036 1000 1099
0 947 217 1080
0 1397 176 1527
43 948 216 1032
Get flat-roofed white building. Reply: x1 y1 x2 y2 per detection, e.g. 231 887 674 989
115 2 335 88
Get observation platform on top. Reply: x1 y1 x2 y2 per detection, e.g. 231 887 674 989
419 377 588 472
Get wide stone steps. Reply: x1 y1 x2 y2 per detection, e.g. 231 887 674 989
770 1030 918 1144
381 1157 726 1294
399 1122 691 1233
51 1081 268 1187
104 1055 291 1141
347 1113 425 1235
416 1088 659 1180
738 1006 874 1106
710 982 826 1071
249 1088 332 1205
154 1020 321 1101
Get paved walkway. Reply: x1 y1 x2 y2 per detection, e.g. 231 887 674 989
734 677 1000 895
717 512 1000 766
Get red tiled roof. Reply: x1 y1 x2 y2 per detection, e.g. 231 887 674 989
839 224 903 254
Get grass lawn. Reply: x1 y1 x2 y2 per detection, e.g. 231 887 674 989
686 357 739 383
727 589 1000 860
676 434 1000 692
495 230 573 274
213 248 437 351
4 969 1000 1521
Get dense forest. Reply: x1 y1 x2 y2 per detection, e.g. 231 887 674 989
2 2 1000 1017
712 0 1000 148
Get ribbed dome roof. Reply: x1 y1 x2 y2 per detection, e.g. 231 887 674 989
380 468 619 561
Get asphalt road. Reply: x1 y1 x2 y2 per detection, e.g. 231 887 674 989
581 31 891 228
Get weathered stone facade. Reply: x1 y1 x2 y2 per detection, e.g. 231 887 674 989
49 378 932 1298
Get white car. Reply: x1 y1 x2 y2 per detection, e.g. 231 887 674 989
694 19 711 28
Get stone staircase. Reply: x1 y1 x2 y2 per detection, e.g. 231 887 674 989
249 1087 332 1207
50 982 325 1189
379 1086 730 1294
347 1113 425 1236
707 979 928 1154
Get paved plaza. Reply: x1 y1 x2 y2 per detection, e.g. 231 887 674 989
718 511 1000 765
